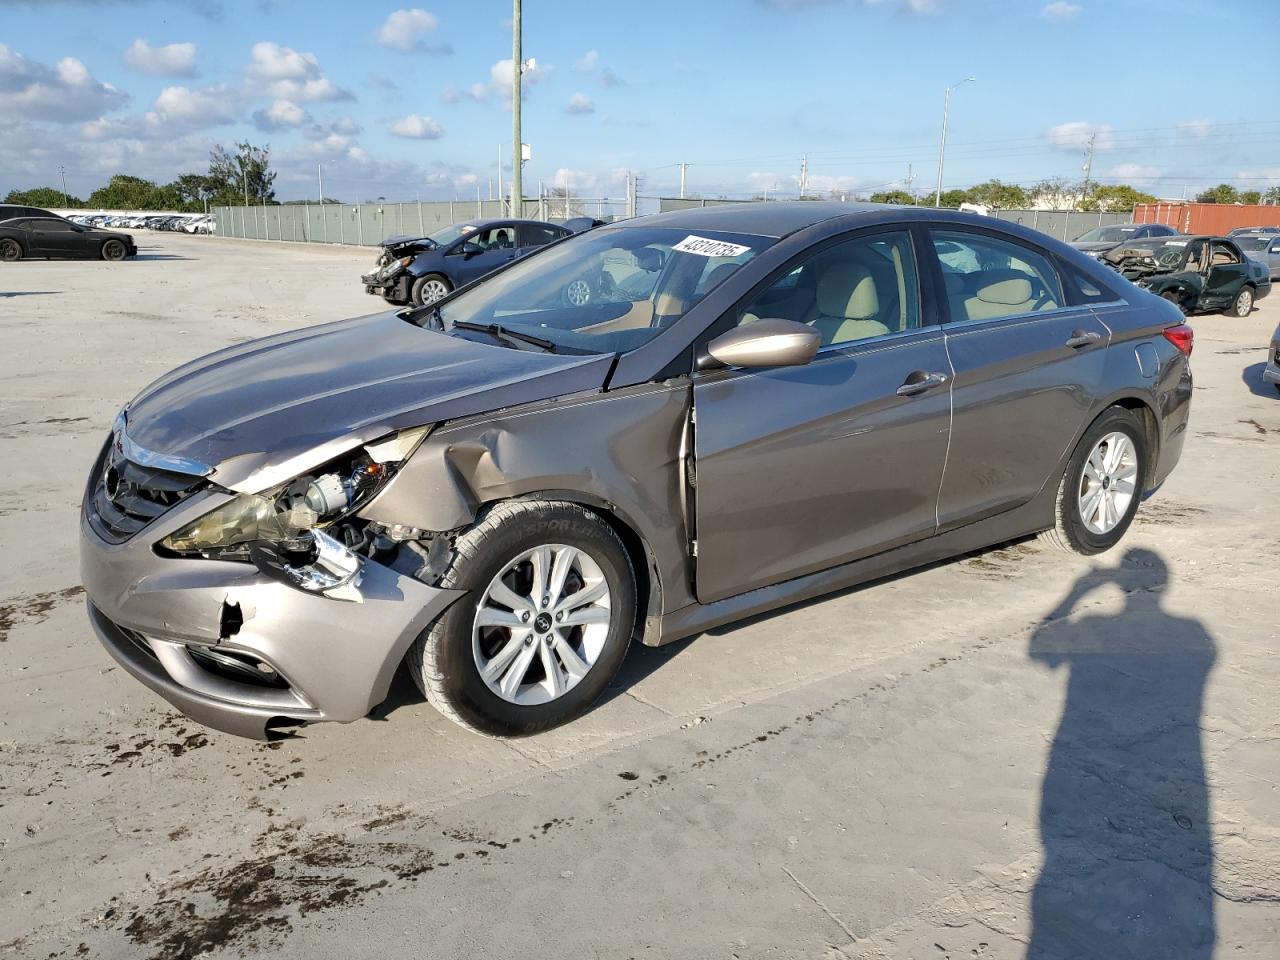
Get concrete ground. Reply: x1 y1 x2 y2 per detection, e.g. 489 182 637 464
1 232 1277 959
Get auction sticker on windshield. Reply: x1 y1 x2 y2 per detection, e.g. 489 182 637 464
672 235 752 258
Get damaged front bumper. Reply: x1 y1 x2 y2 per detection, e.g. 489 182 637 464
80 488 464 740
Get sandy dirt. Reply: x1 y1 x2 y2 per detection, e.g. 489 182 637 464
1 231 1277 959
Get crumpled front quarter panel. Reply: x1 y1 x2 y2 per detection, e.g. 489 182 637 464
359 383 694 614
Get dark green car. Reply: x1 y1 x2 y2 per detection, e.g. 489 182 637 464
1101 235 1271 317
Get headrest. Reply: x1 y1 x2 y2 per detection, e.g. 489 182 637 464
816 262 879 319
976 277 1032 305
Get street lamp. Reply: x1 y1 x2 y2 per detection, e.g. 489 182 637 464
934 76 975 207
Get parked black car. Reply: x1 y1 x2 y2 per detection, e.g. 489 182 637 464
363 218 574 306
0 216 136 262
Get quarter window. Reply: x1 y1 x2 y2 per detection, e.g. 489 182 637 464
933 230 1064 323
734 231 921 347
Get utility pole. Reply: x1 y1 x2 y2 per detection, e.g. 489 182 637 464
1080 132 1096 209
497 143 504 214
935 77 975 207
58 165 69 208
799 154 808 198
905 163 916 204
510 0 522 217
679 162 688 200
316 162 324 204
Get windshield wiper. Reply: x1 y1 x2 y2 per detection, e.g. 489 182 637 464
449 319 557 353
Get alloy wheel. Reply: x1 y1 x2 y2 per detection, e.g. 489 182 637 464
1234 288 1253 317
0 240 19 262
1077 432 1138 535
472 543 612 706
565 279 592 306
420 278 449 303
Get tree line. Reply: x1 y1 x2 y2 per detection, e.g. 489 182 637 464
4 142 277 212
864 178 1280 212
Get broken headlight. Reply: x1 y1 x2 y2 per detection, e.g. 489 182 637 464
159 425 430 563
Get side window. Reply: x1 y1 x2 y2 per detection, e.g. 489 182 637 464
519 223 565 247
734 230 920 347
932 230 1064 323
1209 241 1240 266
36 219 72 232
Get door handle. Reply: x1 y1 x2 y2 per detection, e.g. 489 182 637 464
896 371 949 397
1065 329 1102 348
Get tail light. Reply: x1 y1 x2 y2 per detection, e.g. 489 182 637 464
1162 323 1194 357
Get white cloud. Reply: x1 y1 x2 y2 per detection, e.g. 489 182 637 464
252 98 308 130
441 81 489 104
1041 2 1082 21
1047 121 1115 152
0 44 128 123
574 48 623 87
575 50 599 72
1106 163 1161 185
149 83 239 126
566 92 594 115
123 39 197 77
376 9 451 54
489 57 552 90
244 42 352 102
390 114 443 139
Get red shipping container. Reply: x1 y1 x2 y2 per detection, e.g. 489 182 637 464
1132 202 1280 235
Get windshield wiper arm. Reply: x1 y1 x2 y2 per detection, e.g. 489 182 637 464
449 319 557 353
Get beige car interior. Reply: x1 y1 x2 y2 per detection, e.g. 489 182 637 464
740 240 915 346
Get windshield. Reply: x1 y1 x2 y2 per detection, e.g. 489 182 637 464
1235 236 1269 252
1076 226 1140 243
429 226 773 354
427 223 481 247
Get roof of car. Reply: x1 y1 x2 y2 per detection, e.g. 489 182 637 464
629 201 888 238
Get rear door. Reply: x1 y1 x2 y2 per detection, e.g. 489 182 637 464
517 222 568 258
1201 239 1250 309
691 227 953 603
930 227 1111 530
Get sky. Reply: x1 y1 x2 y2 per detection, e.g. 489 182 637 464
3 0 1279 204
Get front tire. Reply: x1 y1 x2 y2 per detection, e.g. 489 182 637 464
411 273 452 306
407 500 636 736
1228 285 1254 318
1160 289 1189 316
0 238 22 262
101 239 127 261
1040 406 1147 555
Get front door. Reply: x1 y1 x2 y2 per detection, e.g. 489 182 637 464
692 228 952 604
29 219 82 257
929 227 1111 529
450 224 518 286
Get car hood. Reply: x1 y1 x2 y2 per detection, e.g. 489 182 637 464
88 228 132 242
122 311 613 493
1070 241 1121 253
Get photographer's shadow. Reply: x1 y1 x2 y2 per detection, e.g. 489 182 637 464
1027 548 1216 959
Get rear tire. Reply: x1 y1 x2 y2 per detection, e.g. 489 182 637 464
101 239 126 261
411 273 452 306
0 239 22 262
407 499 636 736
1040 406 1147 556
1228 285 1254 318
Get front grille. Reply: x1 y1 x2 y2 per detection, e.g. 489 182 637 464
87 442 207 543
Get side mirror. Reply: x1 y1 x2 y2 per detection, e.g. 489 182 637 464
462 242 483 258
702 318 820 370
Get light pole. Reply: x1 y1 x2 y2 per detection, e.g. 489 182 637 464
510 0 522 217
934 76 974 207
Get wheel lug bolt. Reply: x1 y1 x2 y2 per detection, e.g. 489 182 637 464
542 596 549 608
521 611 531 623
544 635 553 646
555 611 563 622
524 635 533 646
